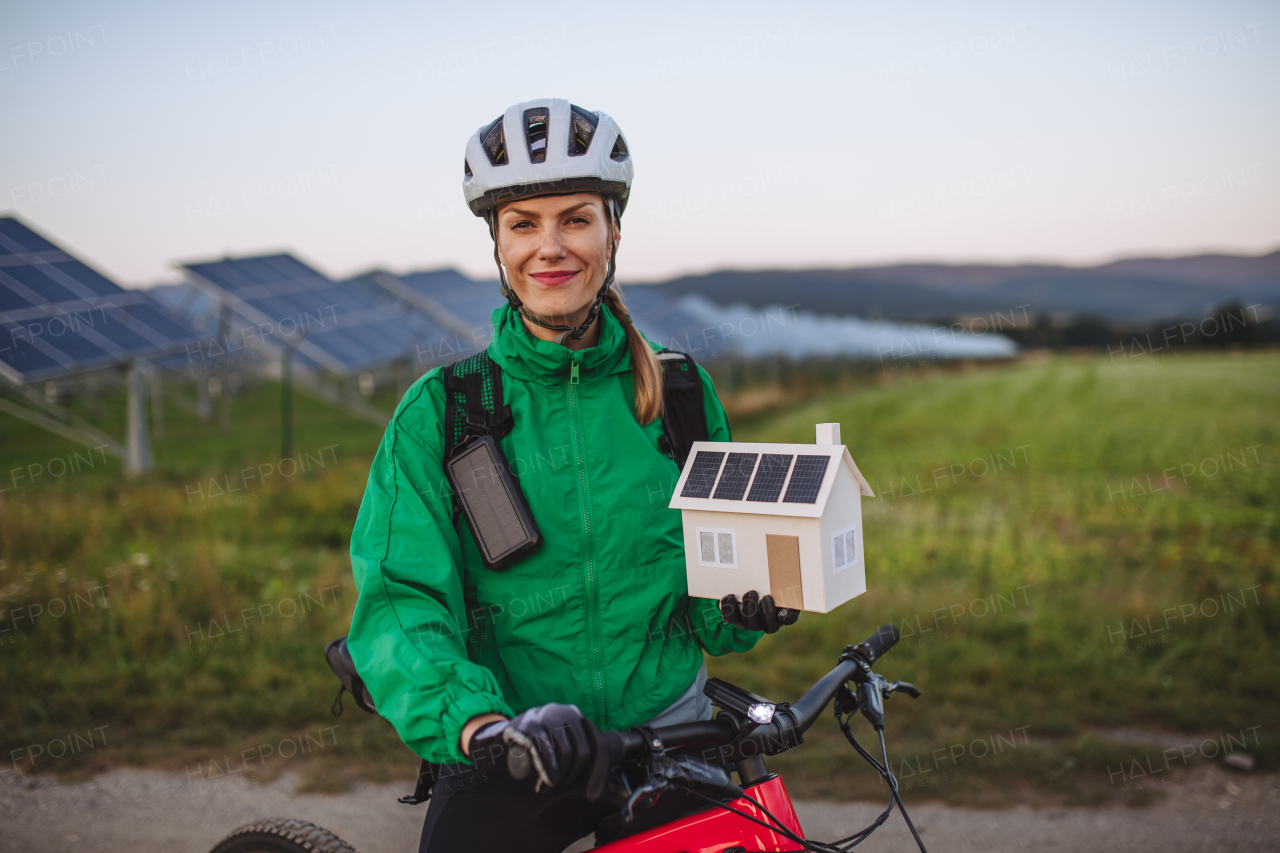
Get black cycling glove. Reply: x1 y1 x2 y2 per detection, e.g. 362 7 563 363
468 703 619 800
720 590 800 634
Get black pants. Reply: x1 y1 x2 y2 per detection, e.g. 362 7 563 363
417 760 720 853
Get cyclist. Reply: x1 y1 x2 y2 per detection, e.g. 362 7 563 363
347 98 798 853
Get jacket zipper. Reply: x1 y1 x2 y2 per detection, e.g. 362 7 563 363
567 353 606 725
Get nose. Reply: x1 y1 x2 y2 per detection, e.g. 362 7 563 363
537 226 566 261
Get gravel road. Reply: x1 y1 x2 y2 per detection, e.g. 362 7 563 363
2 763 1275 853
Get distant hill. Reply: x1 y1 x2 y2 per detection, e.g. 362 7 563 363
645 251 1280 322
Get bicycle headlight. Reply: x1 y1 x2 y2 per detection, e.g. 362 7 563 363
747 702 776 725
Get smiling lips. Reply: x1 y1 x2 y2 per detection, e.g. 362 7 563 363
528 270 580 286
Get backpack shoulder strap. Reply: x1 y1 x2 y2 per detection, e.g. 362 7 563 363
656 349 709 470
443 351 513 458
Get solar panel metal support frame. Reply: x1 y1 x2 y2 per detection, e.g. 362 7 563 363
163 288 391 429
0 392 125 459
125 359 154 474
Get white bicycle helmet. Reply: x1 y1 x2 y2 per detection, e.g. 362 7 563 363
462 98 634 341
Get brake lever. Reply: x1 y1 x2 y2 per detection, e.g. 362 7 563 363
621 776 667 824
854 674 923 731
857 673 887 731
615 748 744 823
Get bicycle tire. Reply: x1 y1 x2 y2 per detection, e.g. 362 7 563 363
209 817 358 853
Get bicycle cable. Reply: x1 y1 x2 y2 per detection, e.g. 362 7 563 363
832 714 897 848
676 733 917 853
834 708 929 853
674 786 840 853
738 790 841 853
878 728 927 853
667 713 929 853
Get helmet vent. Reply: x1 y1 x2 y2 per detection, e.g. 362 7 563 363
609 135 629 161
463 158 473 178
567 104 599 156
480 116 508 166
523 107 549 163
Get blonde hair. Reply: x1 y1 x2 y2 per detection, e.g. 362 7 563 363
604 285 664 426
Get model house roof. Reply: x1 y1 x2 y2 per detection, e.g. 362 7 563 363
668 435 874 518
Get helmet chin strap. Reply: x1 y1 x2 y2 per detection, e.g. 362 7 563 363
490 200 619 345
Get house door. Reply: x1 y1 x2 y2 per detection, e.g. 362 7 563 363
765 534 804 610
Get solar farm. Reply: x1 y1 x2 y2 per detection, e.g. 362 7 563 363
0 215 720 473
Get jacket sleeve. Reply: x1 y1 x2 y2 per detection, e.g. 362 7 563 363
687 363 763 656
347 374 512 765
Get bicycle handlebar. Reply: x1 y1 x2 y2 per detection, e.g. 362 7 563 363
616 624 900 764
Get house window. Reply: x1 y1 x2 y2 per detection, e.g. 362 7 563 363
696 527 737 569
832 524 857 573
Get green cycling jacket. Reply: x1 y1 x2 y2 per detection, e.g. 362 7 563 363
347 303 761 765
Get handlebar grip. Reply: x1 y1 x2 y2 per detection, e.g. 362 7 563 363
860 624 899 663
604 729 628 765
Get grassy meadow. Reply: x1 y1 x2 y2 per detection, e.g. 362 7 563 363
1 352 1276 806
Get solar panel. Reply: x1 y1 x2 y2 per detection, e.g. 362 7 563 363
712 452 759 500
50 261 119 296
0 283 32 311
0 216 202 384
746 454 794 502
180 253 456 375
392 269 502 333
126 303 200 340
3 264 81 303
783 455 832 504
2 335 61 373
0 218 57 252
450 439 533 561
93 316 156 351
680 450 725 498
41 329 111 362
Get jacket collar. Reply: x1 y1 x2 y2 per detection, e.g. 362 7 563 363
488 302 634 386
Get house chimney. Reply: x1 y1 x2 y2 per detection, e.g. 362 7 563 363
816 423 841 445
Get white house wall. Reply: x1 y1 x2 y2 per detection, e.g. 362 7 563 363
818 468 867 611
681 510 820 609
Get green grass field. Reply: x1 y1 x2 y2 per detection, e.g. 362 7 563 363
1 353 1275 806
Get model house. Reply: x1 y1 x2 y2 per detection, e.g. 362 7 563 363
668 423 873 614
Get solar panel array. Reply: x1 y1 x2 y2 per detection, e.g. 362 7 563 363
0 217 201 384
181 255 455 375
681 449 834 505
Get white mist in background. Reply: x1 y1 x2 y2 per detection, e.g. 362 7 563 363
678 295 1018 360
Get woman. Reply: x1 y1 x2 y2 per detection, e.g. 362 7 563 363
347 98 798 853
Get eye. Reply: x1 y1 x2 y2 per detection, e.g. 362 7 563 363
509 219 533 230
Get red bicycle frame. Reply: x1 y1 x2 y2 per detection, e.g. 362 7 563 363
594 775 805 853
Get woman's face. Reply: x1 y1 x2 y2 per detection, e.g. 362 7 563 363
494 192 619 327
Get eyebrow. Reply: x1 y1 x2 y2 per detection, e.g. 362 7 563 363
503 201 595 218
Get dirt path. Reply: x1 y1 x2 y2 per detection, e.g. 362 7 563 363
2 764 1275 853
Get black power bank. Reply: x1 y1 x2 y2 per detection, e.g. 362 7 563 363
445 434 541 570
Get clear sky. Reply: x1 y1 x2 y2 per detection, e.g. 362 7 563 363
2 0 1277 286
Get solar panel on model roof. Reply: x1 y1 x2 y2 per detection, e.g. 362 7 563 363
680 450 725 499
746 454 794 502
782 455 831 504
